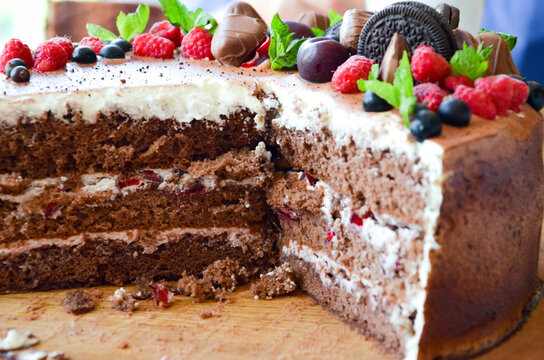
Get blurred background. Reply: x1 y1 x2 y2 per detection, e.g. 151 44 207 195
0 0 542 82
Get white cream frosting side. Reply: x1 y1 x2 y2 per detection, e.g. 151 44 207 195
0 77 267 129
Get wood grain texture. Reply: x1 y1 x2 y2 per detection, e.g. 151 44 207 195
0 285 543 359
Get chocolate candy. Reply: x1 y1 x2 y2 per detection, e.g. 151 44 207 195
436 3 460 29
297 11 330 31
340 9 373 53
358 3 455 64
452 29 478 50
225 1 263 21
211 13 267 67
380 33 410 83
477 32 520 76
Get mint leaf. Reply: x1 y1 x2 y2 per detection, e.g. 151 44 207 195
358 79 399 106
357 51 415 127
158 0 217 34
269 14 309 71
329 10 343 26
395 52 416 126
450 42 492 80
479 29 517 51
369 64 379 81
86 23 117 42
117 4 149 41
158 0 191 32
311 27 325 37
194 9 218 35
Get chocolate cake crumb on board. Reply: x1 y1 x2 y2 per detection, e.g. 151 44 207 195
60 290 95 315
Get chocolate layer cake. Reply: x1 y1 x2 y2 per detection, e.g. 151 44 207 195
1 1 543 359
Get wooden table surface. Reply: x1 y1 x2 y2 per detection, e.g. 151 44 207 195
1 285 543 359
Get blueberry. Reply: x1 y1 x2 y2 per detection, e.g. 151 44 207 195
410 110 442 142
363 91 393 112
99 45 125 59
297 37 349 83
72 46 97 64
438 98 471 127
9 66 30 83
414 102 428 115
110 39 132 52
527 81 544 112
4 58 27 77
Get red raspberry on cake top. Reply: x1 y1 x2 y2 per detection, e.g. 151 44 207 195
48 37 75 59
475 75 529 115
79 37 104 54
150 20 183 47
454 85 497 120
0 38 34 72
442 75 474 93
411 45 451 83
132 33 175 59
33 41 68 72
181 27 214 60
414 83 448 112
332 55 376 94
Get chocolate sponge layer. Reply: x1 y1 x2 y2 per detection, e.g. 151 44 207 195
0 109 264 179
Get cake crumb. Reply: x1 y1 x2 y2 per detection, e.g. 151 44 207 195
5 349 68 360
250 264 297 300
108 288 137 313
198 306 222 319
60 290 95 315
177 258 250 302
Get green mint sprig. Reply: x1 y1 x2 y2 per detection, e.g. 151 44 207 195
158 0 217 34
357 52 416 127
269 14 309 71
479 29 517 51
311 27 325 37
329 10 343 26
450 42 493 81
87 4 149 42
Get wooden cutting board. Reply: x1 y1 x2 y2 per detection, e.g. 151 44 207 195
1 285 543 359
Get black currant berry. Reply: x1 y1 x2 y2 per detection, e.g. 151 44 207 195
99 45 125 59
10 65 30 83
362 91 393 112
438 98 471 127
4 58 27 77
410 110 442 142
111 39 132 52
72 46 97 64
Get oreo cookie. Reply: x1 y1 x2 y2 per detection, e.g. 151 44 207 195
395 2 457 50
436 3 460 29
324 20 342 42
358 3 455 64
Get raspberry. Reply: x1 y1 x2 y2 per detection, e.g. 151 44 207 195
332 55 376 94
413 83 448 112
48 37 74 59
0 38 34 72
181 27 214 60
132 33 175 59
475 75 529 115
454 85 497 120
33 42 68 72
442 75 473 93
411 45 451 83
79 37 104 54
150 20 182 47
